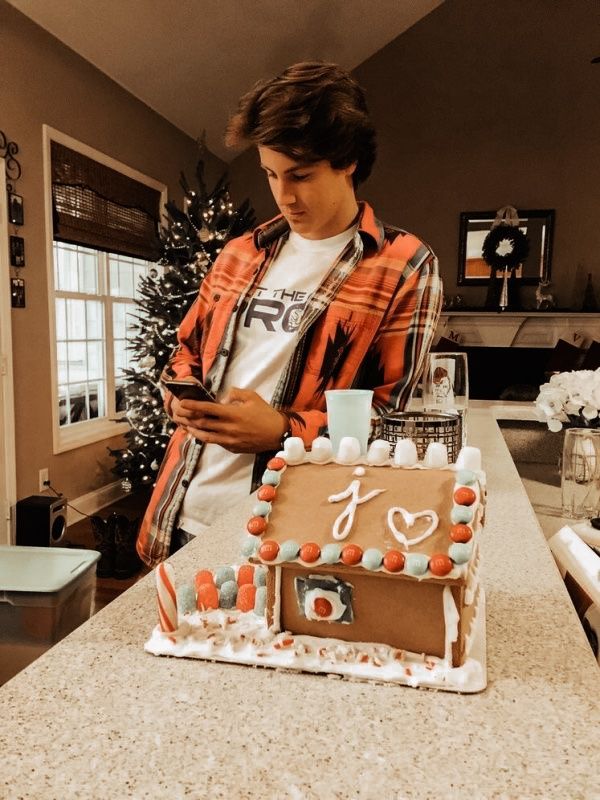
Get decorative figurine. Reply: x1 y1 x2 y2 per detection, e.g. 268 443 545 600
535 279 555 310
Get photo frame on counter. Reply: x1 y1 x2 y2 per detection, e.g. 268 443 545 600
8 192 24 226
9 235 25 267
457 209 554 286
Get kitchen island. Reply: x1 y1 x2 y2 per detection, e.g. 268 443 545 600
1 407 599 800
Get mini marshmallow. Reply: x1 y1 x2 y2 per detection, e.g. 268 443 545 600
336 436 361 464
367 439 391 465
456 446 482 472
423 441 448 468
311 436 333 463
394 438 418 467
283 436 306 464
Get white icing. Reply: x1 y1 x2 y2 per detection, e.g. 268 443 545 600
423 442 448 468
272 566 282 632
283 437 306 464
145 596 487 693
394 439 418 467
353 466 366 477
311 437 333 462
275 437 484 479
367 439 391 465
463 585 482 657
456 446 482 471
328 479 386 540
303 588 348 622
464 545 481 606
443 585 460 665
337 436 362 464
387 507 439 548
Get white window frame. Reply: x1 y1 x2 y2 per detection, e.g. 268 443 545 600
43 126 167 454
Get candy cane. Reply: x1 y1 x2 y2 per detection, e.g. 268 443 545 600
156 562 178 637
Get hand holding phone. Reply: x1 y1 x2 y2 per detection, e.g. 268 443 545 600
163 379 216 403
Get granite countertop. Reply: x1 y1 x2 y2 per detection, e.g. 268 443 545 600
1 408 599 800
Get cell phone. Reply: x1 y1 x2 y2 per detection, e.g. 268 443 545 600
163 379 216 402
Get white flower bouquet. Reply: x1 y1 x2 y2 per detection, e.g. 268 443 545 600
535 368 600 432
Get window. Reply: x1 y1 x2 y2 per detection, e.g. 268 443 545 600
54 243 162 429
44 127 167 452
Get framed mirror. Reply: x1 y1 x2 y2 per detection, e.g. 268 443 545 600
457 209 555 285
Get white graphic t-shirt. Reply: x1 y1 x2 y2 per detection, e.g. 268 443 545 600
178 225 357 535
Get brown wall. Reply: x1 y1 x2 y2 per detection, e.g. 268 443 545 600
229 0 600 311
0 1 226 502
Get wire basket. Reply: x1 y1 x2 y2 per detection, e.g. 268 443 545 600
380 411 463 463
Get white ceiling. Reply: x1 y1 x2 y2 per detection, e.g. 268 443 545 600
7 0 442 161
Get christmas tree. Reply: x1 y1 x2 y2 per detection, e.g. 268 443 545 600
109 157 255 492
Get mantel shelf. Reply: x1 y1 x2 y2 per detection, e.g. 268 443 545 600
441 311 599 318
437 311 600 348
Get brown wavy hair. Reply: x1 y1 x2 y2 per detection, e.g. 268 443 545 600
225 61 377 187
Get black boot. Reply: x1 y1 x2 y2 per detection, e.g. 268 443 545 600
90 515 115 578
113 514 143 579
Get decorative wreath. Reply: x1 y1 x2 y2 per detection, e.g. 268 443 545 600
482 225 530 272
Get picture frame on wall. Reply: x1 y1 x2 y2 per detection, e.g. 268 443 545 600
9 235 25 267
8 192 24 226
457 209 555 286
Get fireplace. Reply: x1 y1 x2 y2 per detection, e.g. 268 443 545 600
434 312 600 401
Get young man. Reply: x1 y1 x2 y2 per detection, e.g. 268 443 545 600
137 61 443 567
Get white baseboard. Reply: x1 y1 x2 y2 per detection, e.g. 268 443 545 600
67 480 127 526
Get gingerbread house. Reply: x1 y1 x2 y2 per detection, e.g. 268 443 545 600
243 436 485 668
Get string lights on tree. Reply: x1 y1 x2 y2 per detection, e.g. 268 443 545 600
109 152 255 492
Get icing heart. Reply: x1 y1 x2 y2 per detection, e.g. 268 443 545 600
387 507 439 548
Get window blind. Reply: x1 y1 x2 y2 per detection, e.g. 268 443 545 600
51 141 161 261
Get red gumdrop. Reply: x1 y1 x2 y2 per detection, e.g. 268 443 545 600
429 554 453 576
194 570 214 591
236 583 257 612
267 456 286 471
313 597 333 618
257 484 277 502
299 542 321 563
197 582 219 610
258 540 279 562
341 544 363 566
454 487 477 506
383 550 405 573
247 516 267 536
450 523 473 543
237 564 255 586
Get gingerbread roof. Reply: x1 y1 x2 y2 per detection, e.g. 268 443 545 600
242 442 485 583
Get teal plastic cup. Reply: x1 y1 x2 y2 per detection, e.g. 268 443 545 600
325 389 373 456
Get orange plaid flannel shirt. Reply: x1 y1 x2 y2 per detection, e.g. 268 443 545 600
137 202 442 566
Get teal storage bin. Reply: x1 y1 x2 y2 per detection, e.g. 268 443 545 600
0 545 100 685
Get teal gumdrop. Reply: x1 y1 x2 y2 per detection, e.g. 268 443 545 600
449 542 473 564
253 566 267 587
176 584 196 615
252 500 272 517
451 505 473 525
254 585 267 616
362 548 383 571
279 540 300 561
456 469 477 486
219 580 238 608
241 536 259 558
405 553 429 576
321 543 342 564
214 566 236 587
261 469 281 487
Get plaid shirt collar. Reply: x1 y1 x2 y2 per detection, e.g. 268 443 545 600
253 200 384 253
